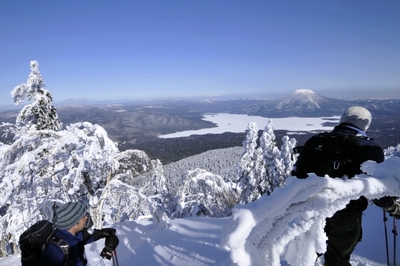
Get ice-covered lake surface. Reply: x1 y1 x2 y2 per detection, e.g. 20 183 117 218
159 113 340 138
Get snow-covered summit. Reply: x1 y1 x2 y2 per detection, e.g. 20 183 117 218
292 88 316 95
276 89 329 112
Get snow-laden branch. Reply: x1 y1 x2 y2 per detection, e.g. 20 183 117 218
221 157 400 266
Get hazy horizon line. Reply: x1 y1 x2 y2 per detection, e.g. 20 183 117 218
1 88 399 111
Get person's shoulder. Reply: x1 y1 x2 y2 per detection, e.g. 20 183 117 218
56 228 78 240
355 136 382 148
355 136 384 162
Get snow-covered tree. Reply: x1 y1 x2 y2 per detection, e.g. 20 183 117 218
238 122 260 204
238 120 295 203
94 174 149 227
384 143 400 158
148 159 171 229
0 121 158 256
279 135 297 184
238 122 259 180
148 194 171 230
11 60 62 131
256 119 283 195
174 169 237 218
151 159 167 195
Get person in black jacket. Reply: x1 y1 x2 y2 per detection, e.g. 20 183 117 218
293 106 384 266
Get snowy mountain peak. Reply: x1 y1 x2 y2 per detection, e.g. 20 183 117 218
292 89 316 95
276 89 328 112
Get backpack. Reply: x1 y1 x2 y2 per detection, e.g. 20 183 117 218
19 220 70 266
292 132 364 179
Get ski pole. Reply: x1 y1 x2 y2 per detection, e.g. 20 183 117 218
99 253 106 266
112 250 120 266
393 216 397 266
383 210 390 266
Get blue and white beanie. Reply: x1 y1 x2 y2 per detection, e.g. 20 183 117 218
340 106 372 132
55 202 87 230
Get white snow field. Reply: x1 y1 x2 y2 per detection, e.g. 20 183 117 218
2 157 400 266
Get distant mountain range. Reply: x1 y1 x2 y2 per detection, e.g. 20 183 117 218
249 89 400 117
1 89 399 164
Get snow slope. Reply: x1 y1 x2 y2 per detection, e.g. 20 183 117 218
0 208 389 266
2 157 399 266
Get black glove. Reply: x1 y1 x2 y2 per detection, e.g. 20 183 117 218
100 246 114 260
93 228 117 241
373 196 400 219
385 201 400 219
373 196 396 208
100 233 119 260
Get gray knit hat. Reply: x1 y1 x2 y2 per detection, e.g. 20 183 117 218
55 202 87 230
339 106 372 131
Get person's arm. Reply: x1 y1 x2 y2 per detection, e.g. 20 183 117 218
81 227 117 245
81 228 95 244
92 228 116 241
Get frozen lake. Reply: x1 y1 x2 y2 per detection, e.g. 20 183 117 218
159 113 340 138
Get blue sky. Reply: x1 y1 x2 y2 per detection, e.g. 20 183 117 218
1 1 400 107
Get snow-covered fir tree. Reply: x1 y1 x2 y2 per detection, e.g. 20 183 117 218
279 135 297 186
11 60 62 131
239 120 296 203
238 122 260 204
256 119 282 195
151 159 167 195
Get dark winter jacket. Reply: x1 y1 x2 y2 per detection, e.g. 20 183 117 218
331 123 384 171
293 123 384 211
293 123 384 179
38 229 94 266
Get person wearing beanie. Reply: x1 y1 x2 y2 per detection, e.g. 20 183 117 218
38 202 119 266
55 202 88 230
292 106 384 266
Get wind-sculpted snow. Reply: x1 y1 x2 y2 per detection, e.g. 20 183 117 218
221 157 400 266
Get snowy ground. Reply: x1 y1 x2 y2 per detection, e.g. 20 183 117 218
159 114 339 138
0 194 395 266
